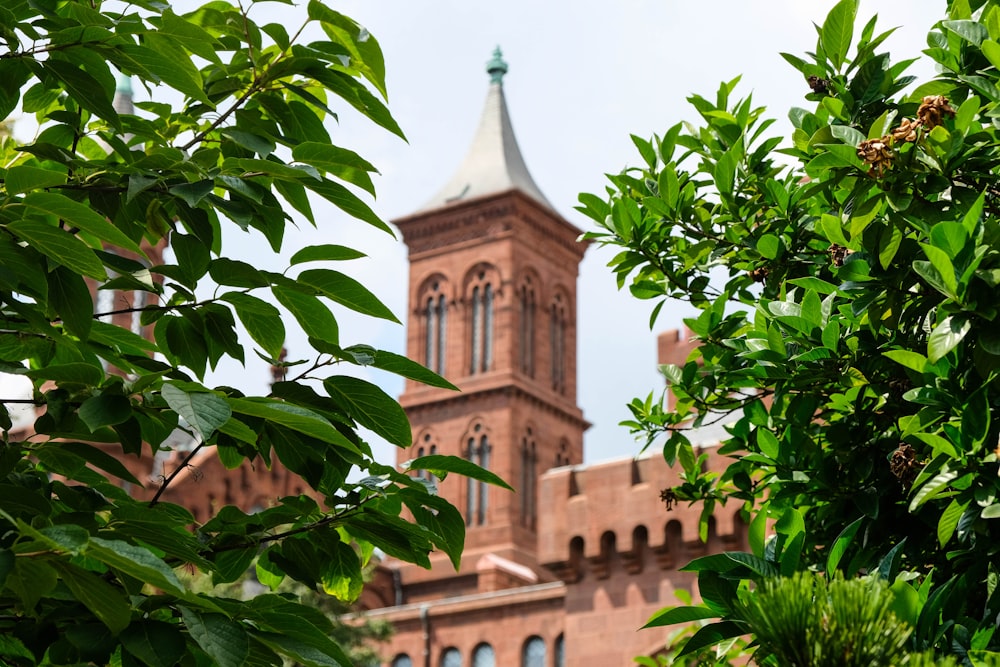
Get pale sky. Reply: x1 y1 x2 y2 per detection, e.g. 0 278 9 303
5 1 947 466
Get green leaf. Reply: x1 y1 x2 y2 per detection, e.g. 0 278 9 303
220 292 286 358
56 441 142 485
208 258 271 288
298 268 399 323
884 349 932 374
928 315 971 363
408 454 514 491
24 192 144 254
229 397 356 450
42 59 120 130
26 362 103 386
748 506 768 558
121 619 186 667
290 244 366 265
6 557 56 613
822 0 859 69
179 607 249 667
8 219 106 279
52 561 131 633
79 394 132 431
273 286 339 345
643 604 719 628
323 375 409 445
119 40 212 106
48 265 94 339
910 466 958 511
939 500 968 547
87 536 185 595
161 383 232 441
677 621 746 658
5 165 67 194
757 234 779 259
756 429 780 459
826 516 863 573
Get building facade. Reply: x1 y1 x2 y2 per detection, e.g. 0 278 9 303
359 50 745 667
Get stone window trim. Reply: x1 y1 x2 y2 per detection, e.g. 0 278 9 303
417 275 450 376
463 421 492 527
463 263 500 375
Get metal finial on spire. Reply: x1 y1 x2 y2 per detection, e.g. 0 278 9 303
486 46 508 84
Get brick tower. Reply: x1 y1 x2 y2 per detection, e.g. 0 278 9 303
391 47 588 597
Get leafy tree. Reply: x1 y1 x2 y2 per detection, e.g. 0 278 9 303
581 0 1000 661
0 1 507 665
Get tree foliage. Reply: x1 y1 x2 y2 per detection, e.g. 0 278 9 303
582 0 1000 661
0 1 505 665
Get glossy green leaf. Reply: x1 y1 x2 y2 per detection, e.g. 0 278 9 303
939 500 968 546
121 619 186 667
179 607 250 667
220 292 286 358
826 517 863 573
323 374 409 445
24 192 144 254
290 244 366 265
5 165 67 194
229 397 356 450
643 604 718 628
52 561 131 633
298 268 399 323
48 265 94 339
8 219 106 279
87 536 185 595
408 454 514 491
161 383 232 441
928 315 971 363
273 286 339 345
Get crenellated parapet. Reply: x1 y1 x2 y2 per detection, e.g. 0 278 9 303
537 449 744 582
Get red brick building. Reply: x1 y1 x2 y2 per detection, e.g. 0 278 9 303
360 50 745 667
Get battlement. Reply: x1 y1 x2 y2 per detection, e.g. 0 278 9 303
537 449 744 581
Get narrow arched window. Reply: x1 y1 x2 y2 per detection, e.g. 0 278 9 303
554 635 565 667
466 427 490 526
522 636 545 667
472 643 494 667
520 432 537 529
519 281 536 376
468 270 494 374
549 294 567 393
440 647 462 667
422 281 447 375
392 654 413 667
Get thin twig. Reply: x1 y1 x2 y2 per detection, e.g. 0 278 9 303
149 441 205 507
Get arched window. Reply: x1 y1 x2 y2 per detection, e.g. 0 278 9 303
466 427 490 526
555 439 571 467
469 270 494 374
392 654 413 667
549 293 567 393
520 430 537 529
472 643 494 667
422 281 447 375
414 434 439 484
440 647 461 667
518 279 536 376
522 636 545 667
555 635 565 667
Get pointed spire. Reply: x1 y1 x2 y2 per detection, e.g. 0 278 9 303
420 48 553 212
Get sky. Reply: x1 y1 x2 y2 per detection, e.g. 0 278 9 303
6 0 947 466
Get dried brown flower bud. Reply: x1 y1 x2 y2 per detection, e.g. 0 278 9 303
659 487 677 512
807 75 831 95
749 266 770 282
889 443 921 486
917 95 956 129
829 244 850 267
891 118 919 143
857 136 894 177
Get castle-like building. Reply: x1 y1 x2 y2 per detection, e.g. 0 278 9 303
356 50 746 667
